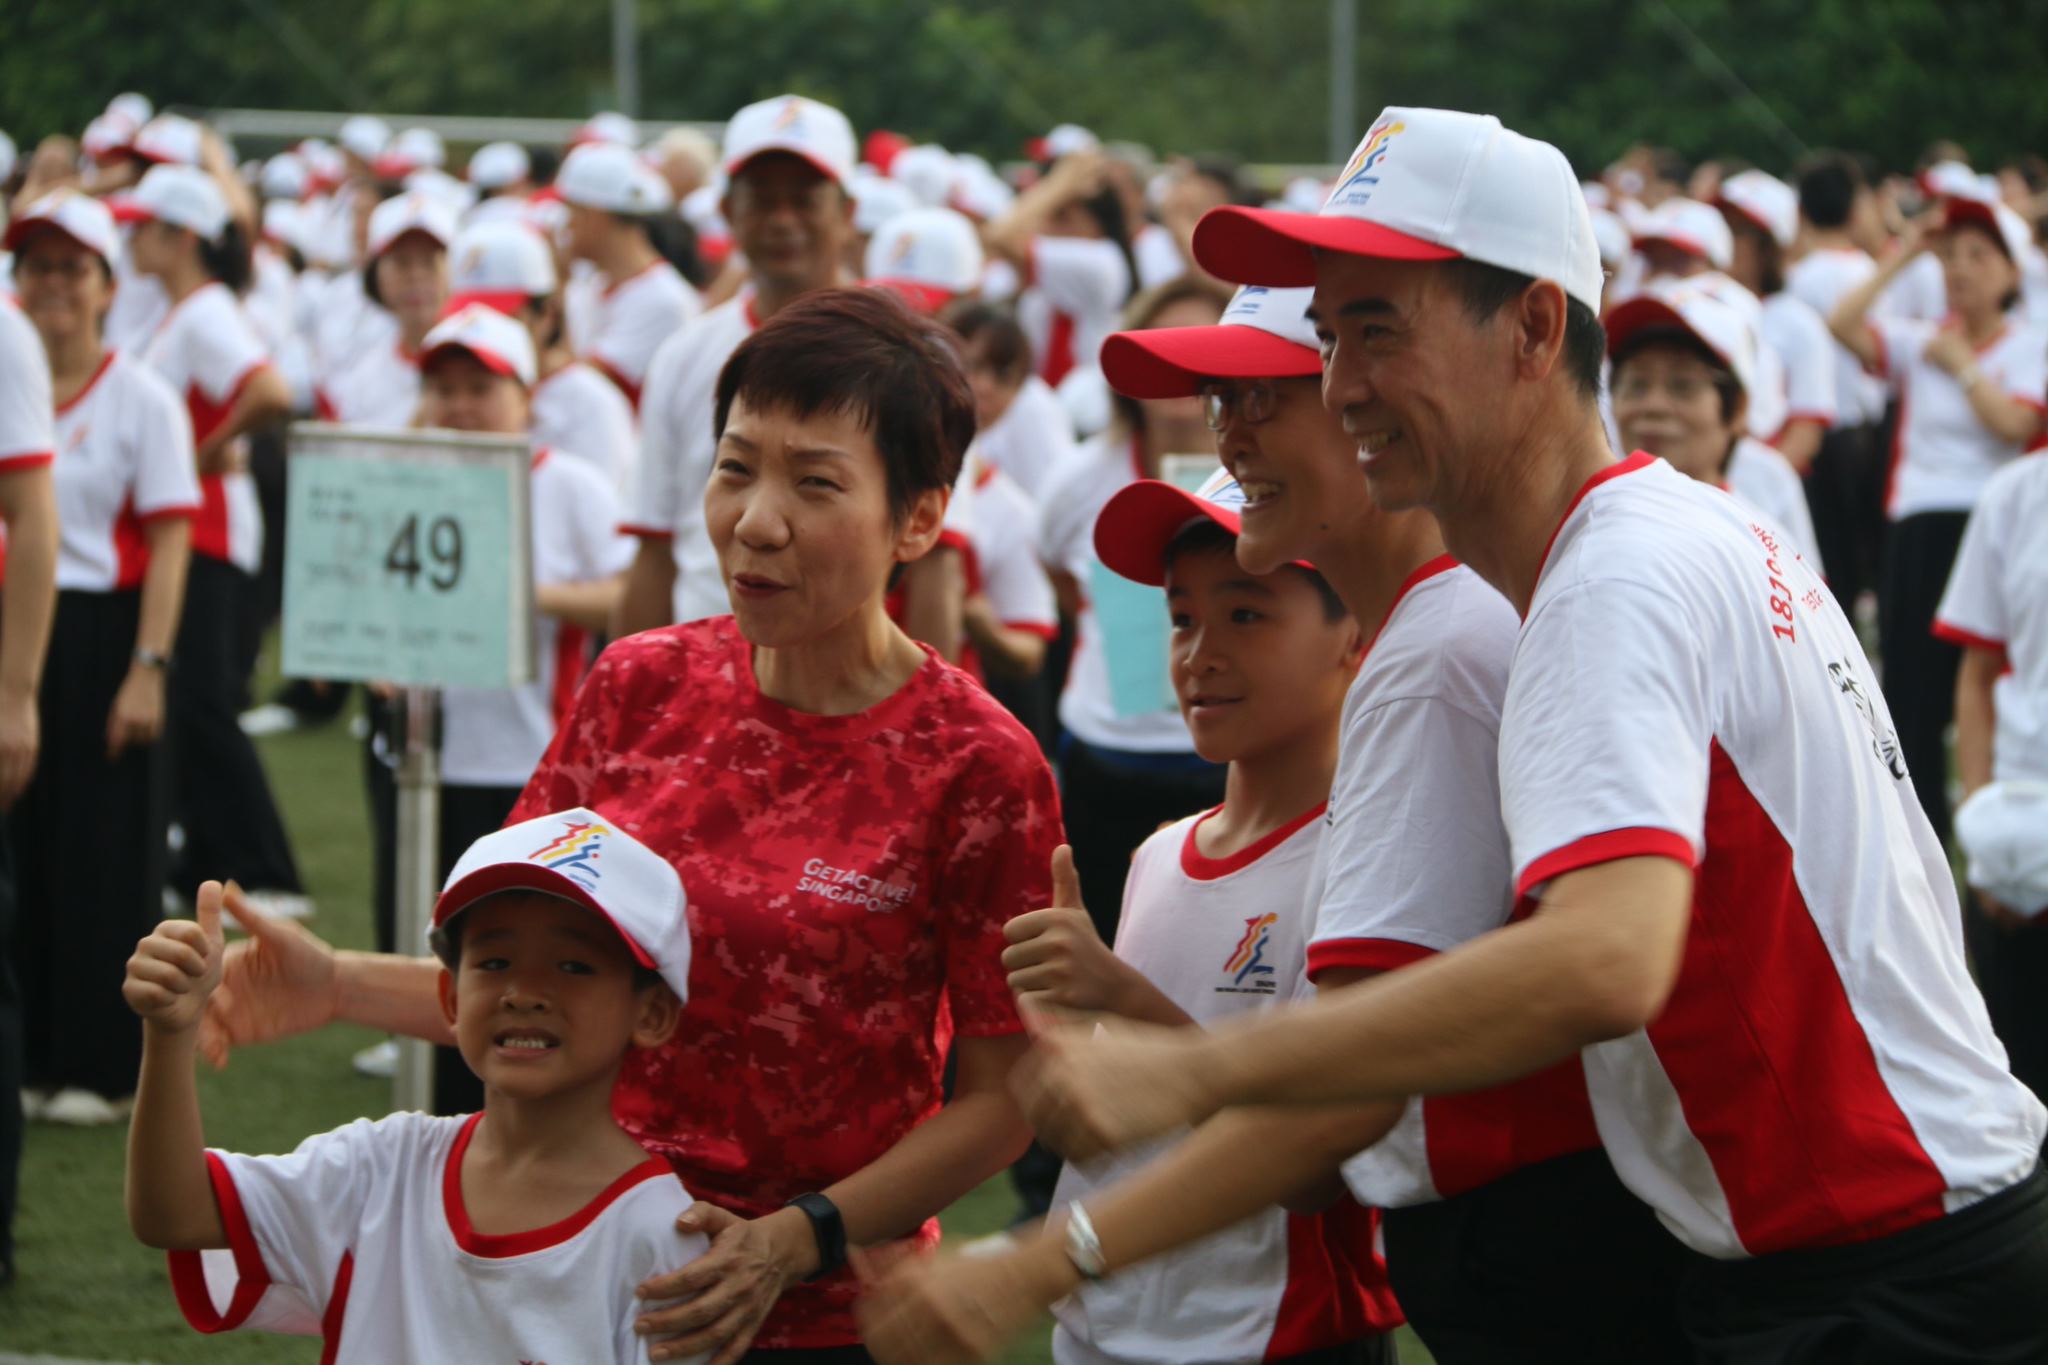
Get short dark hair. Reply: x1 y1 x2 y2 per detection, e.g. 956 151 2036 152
429 896 664 993
714 287 976 524
1440 259 1605 400
942 300 1032 382
1163 518 1349 623
1611 326 1745 424
1796 152 1865 230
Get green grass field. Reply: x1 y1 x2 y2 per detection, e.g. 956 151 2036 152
0 672 1435 1363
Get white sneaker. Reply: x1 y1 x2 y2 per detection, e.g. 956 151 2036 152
20 1087 50 1121
238 703 305 737
352 1039 400 1079
40 1088 133 1126
240 889 316 921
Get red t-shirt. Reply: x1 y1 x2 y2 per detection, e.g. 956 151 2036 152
511 616 1063 1347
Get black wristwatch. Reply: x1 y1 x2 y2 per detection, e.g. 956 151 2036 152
783 1192 847 1281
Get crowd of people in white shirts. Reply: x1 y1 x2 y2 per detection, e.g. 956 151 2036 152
0 83 2046 1362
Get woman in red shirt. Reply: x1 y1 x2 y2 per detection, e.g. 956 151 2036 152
200 288 1063 1364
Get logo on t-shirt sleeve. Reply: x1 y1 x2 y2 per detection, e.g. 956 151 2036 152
1218 913 1279 995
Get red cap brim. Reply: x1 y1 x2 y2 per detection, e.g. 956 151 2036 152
445 290 534 319
1093 479 1242 587
1101 323 1321 400
1604 295 1703 362
106 197 152 225
1193 205 1460 287
431 862 657 969
726 147 846 188
1632 230 1711 260
1942 198 2012 258
865 278 957 316
1 217 104 261
420 340 521 382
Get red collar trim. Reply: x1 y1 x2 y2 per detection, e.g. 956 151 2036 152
1181 801 1328 881
1361 553 1459 661
531 445 550 471
974 459 999 490
55 351 118 416
1529 451 1657 608
743 295 764 331
441 1113 675 1259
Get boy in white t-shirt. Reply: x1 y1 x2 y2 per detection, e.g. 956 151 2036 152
123 809 710 1362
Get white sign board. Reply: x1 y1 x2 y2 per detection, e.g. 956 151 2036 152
281 423 534 690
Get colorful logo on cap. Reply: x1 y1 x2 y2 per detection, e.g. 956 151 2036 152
529 821 608 891
773 98 805 132
1328 118 1407 208
1223 913 1278 989
888 230 917 268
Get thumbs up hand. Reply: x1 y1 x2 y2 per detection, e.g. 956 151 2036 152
123 879 229 1036
1001 846 1131 1017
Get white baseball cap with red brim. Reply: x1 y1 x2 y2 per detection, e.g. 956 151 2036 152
557 142 673 216
572 112 639 149
863 206 983 314
429 807 692 1003
1716 170 1798 250
367 191 459 259
1604 277 1759 399
338 114 392 163
82 111 140 163
447 220 558 315
1942 192 2034 266
1633 197 1735 271
1100 285 1320 400
723 94 857 190
132 114 205 168
4 190 120 265
468 141 532 191
1192 107 1603 313
128 164 230 242
1094 466 1315 588
420 303 538 387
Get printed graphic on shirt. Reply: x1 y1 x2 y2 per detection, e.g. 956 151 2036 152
793 858 917 912
1219 913 1279 995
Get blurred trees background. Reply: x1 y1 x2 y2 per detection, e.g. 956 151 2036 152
5 0 2046 173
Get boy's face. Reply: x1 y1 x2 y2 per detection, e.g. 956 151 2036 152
437 891 677 1102
1211 375 1376 577
1165 547 1360 765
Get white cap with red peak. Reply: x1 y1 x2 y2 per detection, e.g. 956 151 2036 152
367 191 459 259
864 206 984 302
1921 159 1979 199
852 171 917 234
421 302 539 387
448 220 558 314
82 111 140 161
338 114 393 163
556 142 674 215
1192 107 1604 314
890 144 957 208
573 111 640 148
429 807 692 1003
1633 197 1735 270
3 189 120 264
374 126 446 180
1716 170 1798 250
1094 464 1315 588
1045 123 1100 159
130 164 230 242
300 139 346 192
1942 191 2035 265
468 141 531 191
723 94 857 189
107 92 154 126
132 114 205 168
260 152 309 202
1100 285 1321 402
1603 277 1759 400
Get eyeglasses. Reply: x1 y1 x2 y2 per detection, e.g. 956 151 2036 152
1198 380 1279 432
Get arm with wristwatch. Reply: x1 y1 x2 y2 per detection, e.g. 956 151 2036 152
108 516 189 759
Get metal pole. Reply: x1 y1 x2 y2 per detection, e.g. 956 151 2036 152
1328 0 1357 163
391 686 442 1114
612 0 640 118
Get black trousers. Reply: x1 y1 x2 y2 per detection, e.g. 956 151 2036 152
11 591 170 1098
1055 736 1228 944
1804 421 1887 614
0 807 19 1267
169 556 302 895
1967 903 2048 1122
1679 1165 2048 1364
1878 511 1971 845
1383 1146 1697 1365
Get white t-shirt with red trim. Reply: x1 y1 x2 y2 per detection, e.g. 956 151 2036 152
586 260 700 408
440 448 632 788
167 1111 709 1364
1501 451 2044 1260
1724 437 1821 572
1019 237 1130 388
1784 248 1891 428
0 299 54 468
1303 559 1601 1210
976 374 1080 503
314 340 420 428
51 352 202 591
305 272 399 402
140 282 269 572
1757 291 1837 438
1868 316 2048 519
1936 453 2048 783
624 295 756 625
533 360 639 495
1050 807 1400 1365
945 457 1056 642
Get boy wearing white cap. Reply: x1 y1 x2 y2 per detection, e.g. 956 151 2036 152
123 811 711 1361
556 141 699 408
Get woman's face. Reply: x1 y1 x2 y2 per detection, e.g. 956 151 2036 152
1136 294 1228 436
1938 225 2019 319
421 353 528 435
14 233 112 350
1613 344 1744 484
1214 376 1372 578
374 233 449 330
962 332 1027 429
706 395 946 649
126 218 183 277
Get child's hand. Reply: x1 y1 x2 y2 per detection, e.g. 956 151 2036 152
124 880 227 1036
1001 847 1126 1016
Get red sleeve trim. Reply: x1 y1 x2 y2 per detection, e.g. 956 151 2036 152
589 356 642 411
167 1152 275 1333
0 450 55 470
139 502 203 522
1003 620 1060 639
1515 827 1697 899
2010 394 2048 416
619 523 674 540
1305 938 1436 982
1932 620 2006 653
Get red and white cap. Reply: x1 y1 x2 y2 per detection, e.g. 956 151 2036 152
1633 197 1734 271
82 111 140 162
3 189 120 264
1942 191 2034 265
262 200 309 254
1044 123 1100 160
1604 277 1758 399
367 191 458 259
1094 465 1313 587
468 140 531 191
723 94 857 189
107 92 154 127
1921 160 1979 200
338 114 392 163
556 142 673 215
1100 285 1320 400
852 171 917 234
1716 170 1798 249
299 139 346 193
890 144 958 209
430 807 692 1003
259 152 309 202
863 206 983 313
572 112 639 149
448 220 558 314
132 114 205 168
420 302 538 387
128 164 230 242
1193 107 1603 313
373 126 446 181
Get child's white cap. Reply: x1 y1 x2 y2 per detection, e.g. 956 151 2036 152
431 807 692 1002
420 302 539 388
